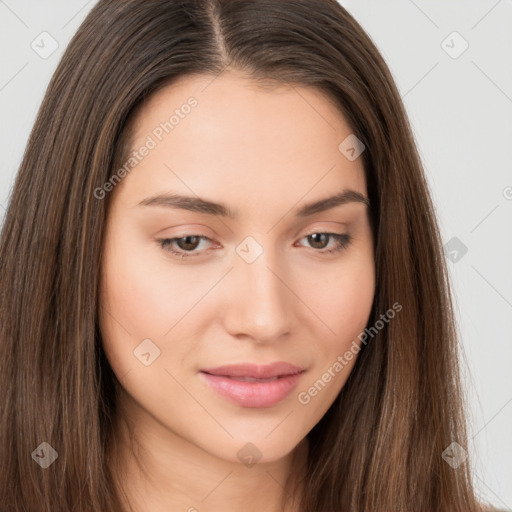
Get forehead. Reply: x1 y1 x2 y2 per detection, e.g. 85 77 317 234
115 70 367 215
129 70 352 145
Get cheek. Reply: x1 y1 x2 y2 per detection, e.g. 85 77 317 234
98 231 219 385
330 274 375 342
297 251 375 344
98 234 173 374
100 233 200 339
293 251 374 388
292 262 374 422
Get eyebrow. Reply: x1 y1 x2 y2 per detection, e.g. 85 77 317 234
138 189 370 218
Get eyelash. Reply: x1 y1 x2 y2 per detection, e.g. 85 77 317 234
156 232 352 259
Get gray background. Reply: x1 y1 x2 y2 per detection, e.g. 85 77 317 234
0 0 511 508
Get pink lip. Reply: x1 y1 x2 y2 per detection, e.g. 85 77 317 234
201 362 305 379
199 362 306 408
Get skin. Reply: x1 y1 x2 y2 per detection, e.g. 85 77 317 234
99 69 375 512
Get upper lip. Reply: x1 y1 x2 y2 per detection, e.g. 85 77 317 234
200 362 306 379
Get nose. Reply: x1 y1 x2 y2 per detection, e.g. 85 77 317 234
222 250 295 344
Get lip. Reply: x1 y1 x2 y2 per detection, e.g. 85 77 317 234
199 362 306 408
201 362 305 379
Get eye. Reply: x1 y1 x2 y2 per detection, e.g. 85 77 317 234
296 232 352 254
157 231 352 259
157 235 213 259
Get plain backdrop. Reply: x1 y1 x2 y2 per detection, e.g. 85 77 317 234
0 0 511 509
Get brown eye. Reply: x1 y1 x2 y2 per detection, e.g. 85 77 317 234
157 235 212 259
174 235 202 251
298 232 352 254
307 233 330 249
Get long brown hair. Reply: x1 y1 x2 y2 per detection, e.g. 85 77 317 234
0 0 483 510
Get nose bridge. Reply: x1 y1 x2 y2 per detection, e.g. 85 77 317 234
223 240 294 342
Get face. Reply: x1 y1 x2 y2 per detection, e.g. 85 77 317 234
99 70 375 465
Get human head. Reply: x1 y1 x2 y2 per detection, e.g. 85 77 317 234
98 66 376 494
0 1 480 511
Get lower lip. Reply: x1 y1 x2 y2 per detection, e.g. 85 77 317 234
199 371 304 408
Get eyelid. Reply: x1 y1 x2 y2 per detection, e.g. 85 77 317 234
157 224 348 246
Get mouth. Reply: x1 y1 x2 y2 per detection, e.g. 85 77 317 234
198 362 306 408
200 361 305 379
208 375 283 382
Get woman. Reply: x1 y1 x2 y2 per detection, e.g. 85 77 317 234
0 0 492 510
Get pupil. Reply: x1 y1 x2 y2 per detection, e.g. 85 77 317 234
309 233 328 249
178 236 200 250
